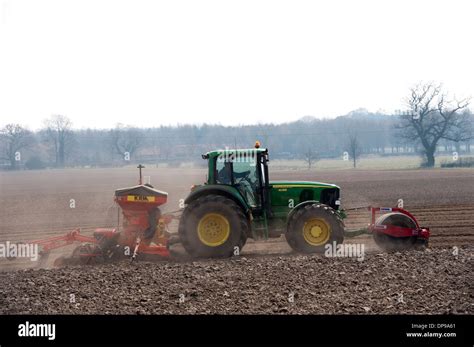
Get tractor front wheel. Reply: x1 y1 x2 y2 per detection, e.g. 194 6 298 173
286 204 344 253
178 194 248 258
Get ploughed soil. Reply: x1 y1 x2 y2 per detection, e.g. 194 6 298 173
0 167 472 314
0 246 472 314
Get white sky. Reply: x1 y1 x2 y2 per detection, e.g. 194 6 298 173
0 0 473 130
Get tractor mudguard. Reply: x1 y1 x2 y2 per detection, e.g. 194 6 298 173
184 185 250 214
286 200 345 228
287 200 319 224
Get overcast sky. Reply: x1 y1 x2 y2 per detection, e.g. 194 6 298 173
0 0 472 130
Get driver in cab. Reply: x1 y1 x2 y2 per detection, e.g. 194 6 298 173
217 161 257 207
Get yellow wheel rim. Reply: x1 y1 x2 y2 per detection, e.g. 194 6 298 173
197 213 230 247
302 218 331 246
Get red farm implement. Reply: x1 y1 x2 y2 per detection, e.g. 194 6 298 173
24 165 177 266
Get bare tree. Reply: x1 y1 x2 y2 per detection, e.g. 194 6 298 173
448 109 473 155
43 115 74 167
0 124 34 169
110 124 142 162
347 132 360 168
397 83 471 167
304 147 319 169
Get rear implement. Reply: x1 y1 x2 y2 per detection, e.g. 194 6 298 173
21 165 175 267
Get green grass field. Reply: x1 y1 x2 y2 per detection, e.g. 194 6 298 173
122 154 472 171
270 154 464 170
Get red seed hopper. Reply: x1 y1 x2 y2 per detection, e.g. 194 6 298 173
25 165 175 267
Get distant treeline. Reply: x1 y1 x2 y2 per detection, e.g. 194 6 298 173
1 109 473 170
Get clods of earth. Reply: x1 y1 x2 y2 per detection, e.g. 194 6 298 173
1 246 472 314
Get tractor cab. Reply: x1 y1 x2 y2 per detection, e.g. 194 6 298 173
202 146 270 215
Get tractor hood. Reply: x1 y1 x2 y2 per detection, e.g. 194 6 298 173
270 181 340 189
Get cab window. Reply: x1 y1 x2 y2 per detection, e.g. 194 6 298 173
215 155 259 207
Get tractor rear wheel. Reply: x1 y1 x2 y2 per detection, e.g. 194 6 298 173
286 203 344 253
178 194 248 258
372 212 417 252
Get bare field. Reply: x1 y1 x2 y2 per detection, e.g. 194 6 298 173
1 246 472 314
0 167 473 314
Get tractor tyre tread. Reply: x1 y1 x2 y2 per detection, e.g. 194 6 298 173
178 194 248 258
286 203 344 253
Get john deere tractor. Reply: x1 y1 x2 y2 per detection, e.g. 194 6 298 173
178 144 344 257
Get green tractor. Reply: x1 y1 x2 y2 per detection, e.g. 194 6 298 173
178 144 345 257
